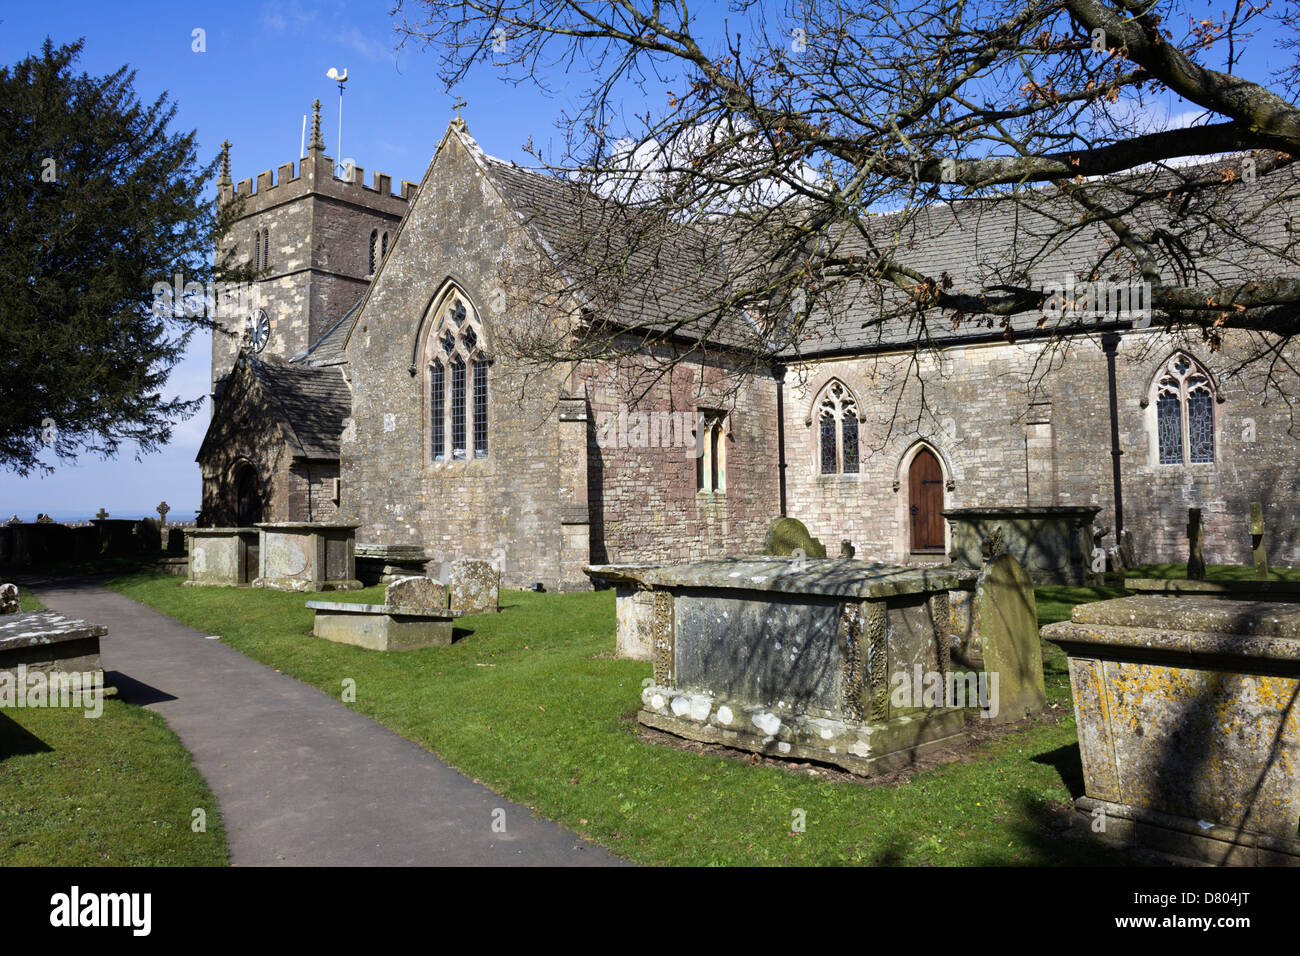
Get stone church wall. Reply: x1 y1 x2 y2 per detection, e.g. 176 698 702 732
340 130 591 591
577 353 780 567
787 330 1300 568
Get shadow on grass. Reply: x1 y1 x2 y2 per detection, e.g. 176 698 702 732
0 710 52 761
970 789 1136 866
1032 743 1087 799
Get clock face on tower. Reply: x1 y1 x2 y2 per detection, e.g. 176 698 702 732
247 309 270 353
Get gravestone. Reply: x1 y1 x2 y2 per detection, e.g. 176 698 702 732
449 559 499 614
1117 529 1137 569
1187 507 1206 581
1250 501 1269 580
385 576 446 611
763 517 827 558
945 506 1100 585
1 583 19 615
974 553 1045 723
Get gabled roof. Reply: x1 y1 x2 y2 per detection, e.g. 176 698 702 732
248 357 350 459
199 354 350 464
476 154 759 350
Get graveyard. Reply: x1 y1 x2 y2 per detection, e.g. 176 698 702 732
2 501 1297 866
0 558 1167 865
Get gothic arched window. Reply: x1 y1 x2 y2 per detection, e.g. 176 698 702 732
815 380 860 474
369 230 378 274
426 293 488 463
260 227 270 270
1153 353 1216 465
253 229 261 271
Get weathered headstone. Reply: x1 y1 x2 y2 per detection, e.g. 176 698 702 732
1 583 19 615
449 559 499 614
763 517 827 558
975 553 1045 723
839 539 856 558
385 576 446 611
157 500 170 527
1187 507 1206 581
1117 529 1137 569
1250 501 1269 580
94 508 108 521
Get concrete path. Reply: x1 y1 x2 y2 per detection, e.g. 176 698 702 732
22 576 624 867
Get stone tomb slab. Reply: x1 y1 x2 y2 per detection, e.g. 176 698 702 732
184 527 259 586
583 565 663 661
1043 595 1300 864
253 523 362 592
306 601 463 651
0 610 106 676
615 558 966 777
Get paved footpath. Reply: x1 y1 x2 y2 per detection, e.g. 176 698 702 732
23 576 625 867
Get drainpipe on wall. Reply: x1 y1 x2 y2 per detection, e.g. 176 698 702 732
774 363 788 517
1101 331 1124 536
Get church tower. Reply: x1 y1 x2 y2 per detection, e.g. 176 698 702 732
212 99 417 392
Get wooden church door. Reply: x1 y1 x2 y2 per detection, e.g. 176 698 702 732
908 448 945 553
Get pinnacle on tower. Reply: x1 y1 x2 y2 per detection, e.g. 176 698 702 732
218 140 232 187
309 99 325 152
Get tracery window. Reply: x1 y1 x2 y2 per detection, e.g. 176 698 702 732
816 380 860 474
695 410 727 494
1153 353 1216 465
426 293 488 463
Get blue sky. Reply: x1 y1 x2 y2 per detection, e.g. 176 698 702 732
0 0 598 520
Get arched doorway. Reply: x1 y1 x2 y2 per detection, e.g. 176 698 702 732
908 447 946 554
232 463 262 526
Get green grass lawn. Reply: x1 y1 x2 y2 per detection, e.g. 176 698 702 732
1127 562 1300 581
0 587 228 866
100 570 1137 866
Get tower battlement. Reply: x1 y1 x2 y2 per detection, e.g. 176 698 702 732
217 100 418 216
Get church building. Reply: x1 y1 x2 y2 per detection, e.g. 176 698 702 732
198 103 1300 591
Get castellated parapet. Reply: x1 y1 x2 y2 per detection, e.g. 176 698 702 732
212 116 417 392
221 148 417 217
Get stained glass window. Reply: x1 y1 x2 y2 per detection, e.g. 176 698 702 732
816 380 861 474
819 414 837 474
842 415 859 474
1157 391 1183 464
1154 353 1216 466
1188 386 1215 463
